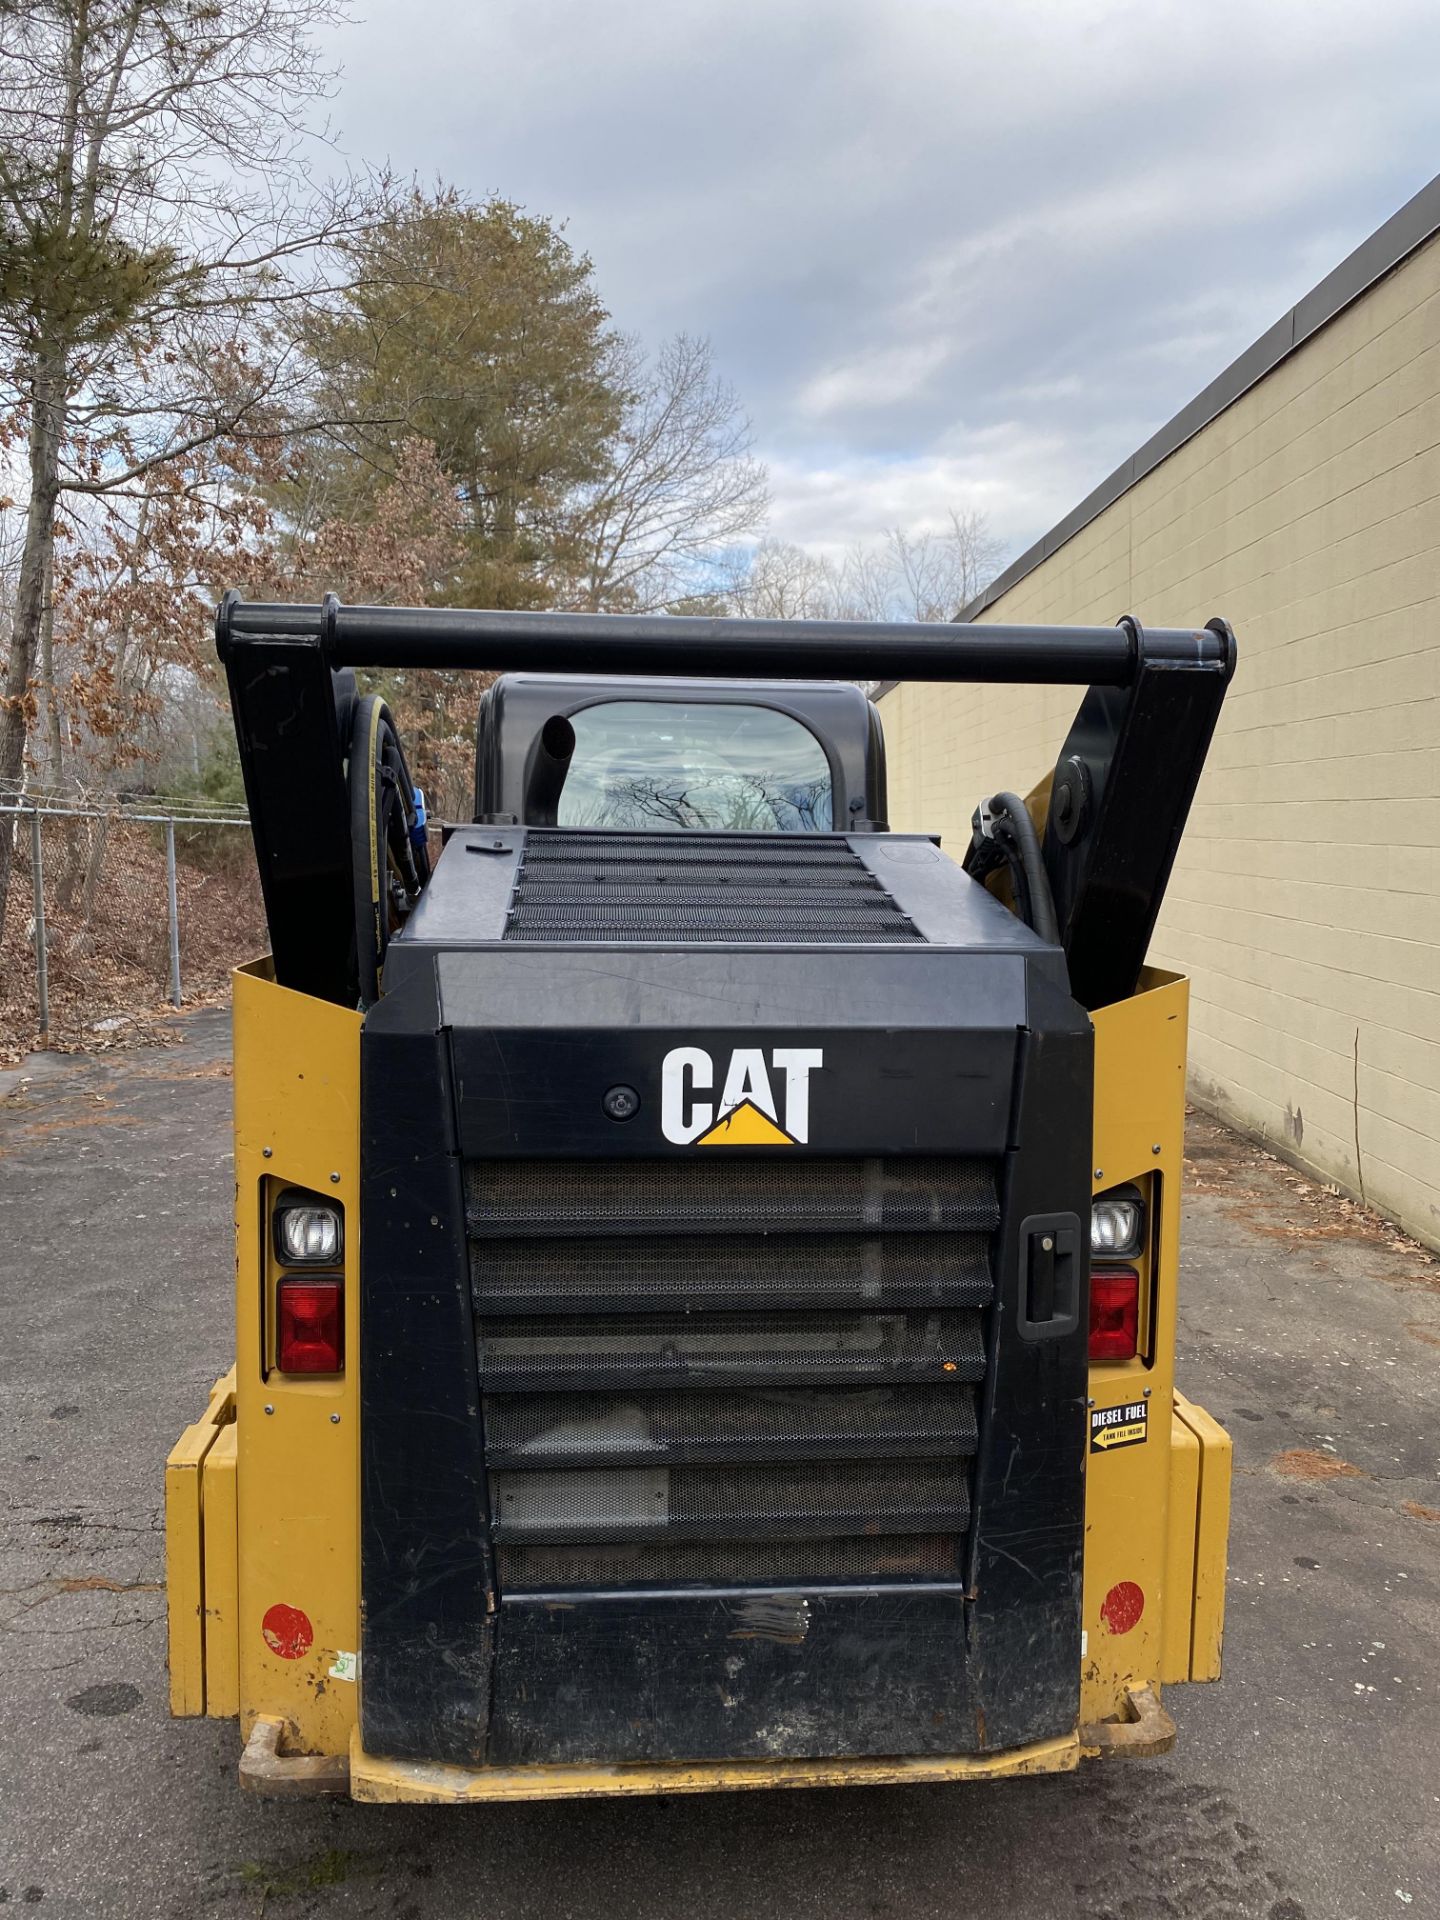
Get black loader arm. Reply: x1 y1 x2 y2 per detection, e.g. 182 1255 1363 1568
1036 616 1236 1010
219 594 356 1004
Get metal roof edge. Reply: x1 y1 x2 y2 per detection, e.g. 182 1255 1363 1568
947 170 1440 630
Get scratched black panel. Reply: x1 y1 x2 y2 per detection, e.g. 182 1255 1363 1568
489 1590 976 1764
963 967 1093 1747
359 974 493 1766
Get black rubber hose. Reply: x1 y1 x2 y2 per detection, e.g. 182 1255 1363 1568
348 694 429 1007
964 790 1062 947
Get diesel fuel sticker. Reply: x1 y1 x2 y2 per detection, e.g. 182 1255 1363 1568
1090 1399 1149 1453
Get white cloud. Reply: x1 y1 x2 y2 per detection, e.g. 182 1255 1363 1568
322 0 1439 561
760 423 1093 562
796 339 960 420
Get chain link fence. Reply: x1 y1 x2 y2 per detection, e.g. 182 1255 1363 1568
0 794 266 1061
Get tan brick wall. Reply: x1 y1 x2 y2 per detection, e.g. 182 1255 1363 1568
880 233 1440 1249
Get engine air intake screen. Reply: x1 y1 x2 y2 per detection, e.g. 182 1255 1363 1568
466 1157 998 1238
502 830 925 944
497 1534 962 1590
468 1154 997 1593
483 1385 980 1467
491 1458 970 1543
471 1231 992 1314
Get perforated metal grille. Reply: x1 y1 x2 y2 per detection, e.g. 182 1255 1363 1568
497 1534 962 1589
466 1158 998 1238
513 861 866 890
483 1386 979 1467
491 1458 969 1543
471 1232 992 1313
520 831 864 866
469 1149 997 1594
503 830 922 944
479 1310 985 1390
508 906 920 941
517 883 884 905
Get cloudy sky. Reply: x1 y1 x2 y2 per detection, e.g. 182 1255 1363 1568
323 0 1437 565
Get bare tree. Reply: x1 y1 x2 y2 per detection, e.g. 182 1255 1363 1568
260 435 474 815
562 334 767 613
731 539 845 620
948 507 1010 609
733 509 1007 630
879 509 1009 622
832 539 894 622
0 0 380 925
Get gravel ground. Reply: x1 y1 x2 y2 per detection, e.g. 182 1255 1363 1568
1 1010 1437 1920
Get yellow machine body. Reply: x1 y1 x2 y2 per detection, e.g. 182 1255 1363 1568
166 962 361 1753
165 961 1231 1800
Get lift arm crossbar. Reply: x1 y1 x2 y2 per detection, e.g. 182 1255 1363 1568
216 595 1230 688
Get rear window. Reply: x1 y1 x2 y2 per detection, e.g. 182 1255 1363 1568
556 701 834 832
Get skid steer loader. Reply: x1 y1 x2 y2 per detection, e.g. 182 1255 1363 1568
166 595 1234 1801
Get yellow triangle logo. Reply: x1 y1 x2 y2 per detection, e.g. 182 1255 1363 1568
696 1099 796 1147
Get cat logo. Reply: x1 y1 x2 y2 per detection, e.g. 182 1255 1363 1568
660 1046 823 1146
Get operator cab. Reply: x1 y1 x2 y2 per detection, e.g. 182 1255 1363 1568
474 674 888 831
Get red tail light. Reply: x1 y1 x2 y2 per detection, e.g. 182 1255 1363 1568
276 1276 343 1373
1089 1267 1139 1362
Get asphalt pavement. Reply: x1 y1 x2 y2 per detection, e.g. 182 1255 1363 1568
1 1009 1437 1920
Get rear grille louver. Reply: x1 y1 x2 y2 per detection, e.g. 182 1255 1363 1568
466 1156 994 1236
470 1157 997 1592
501 830 925 944
491 1459 971 1543
483 1384 980 1466
478 1309 986 1390
468 1232 992 1313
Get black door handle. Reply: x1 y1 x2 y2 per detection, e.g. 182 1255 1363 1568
1017 1213 1082 1341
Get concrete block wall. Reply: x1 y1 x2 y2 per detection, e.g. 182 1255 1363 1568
879 232 1440 1250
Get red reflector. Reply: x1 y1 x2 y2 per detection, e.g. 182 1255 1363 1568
276 1276 343 1373
1101 1580 1145 1634
1089 1266 1139 1361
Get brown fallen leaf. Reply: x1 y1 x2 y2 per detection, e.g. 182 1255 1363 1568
1271 1448 1370 1483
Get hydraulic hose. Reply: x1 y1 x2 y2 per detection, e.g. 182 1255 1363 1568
963 790 1061 947
348 694 430 1007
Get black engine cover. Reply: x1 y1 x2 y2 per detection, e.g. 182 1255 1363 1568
360 831 1092 1768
